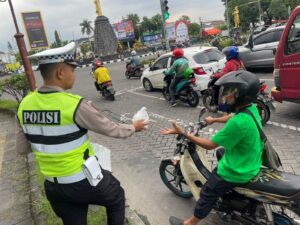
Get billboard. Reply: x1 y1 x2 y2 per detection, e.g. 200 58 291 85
175 21 189 43
143 33 162 46
166 22 176 41
113 21 135 41
21 11 49 49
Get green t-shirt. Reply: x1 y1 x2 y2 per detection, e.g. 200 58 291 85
211 104 263 183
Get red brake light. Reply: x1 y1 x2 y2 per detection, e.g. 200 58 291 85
260 84 267 92
193 67 206 75
191 78 196 84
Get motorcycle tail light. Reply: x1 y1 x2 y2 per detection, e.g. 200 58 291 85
191 78 196 84
193 67 206 75
260 84 267 92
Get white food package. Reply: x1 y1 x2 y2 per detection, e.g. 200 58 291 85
132 107 149 128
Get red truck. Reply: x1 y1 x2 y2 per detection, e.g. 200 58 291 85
272 6 300 103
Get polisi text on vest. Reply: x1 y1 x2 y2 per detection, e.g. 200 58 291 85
23 110 60 125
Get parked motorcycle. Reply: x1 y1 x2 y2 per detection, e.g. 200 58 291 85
94 80 115 101
162 73 200 107
160 108 300 225
125 62 144 79
202 77 275 125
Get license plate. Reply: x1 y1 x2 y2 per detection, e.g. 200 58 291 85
266 101 276 110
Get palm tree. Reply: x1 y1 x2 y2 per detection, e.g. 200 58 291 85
80 19 94 38
80 19 94 52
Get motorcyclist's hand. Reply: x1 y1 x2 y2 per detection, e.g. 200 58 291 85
133 120 149 132
160 122 184 135
205 116 215 125
210 74 215 79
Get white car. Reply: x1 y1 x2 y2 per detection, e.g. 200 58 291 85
141 46 226 93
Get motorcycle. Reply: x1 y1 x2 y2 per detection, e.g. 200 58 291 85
94 80 115 101
162 72 200 107
255 81 276 126
125 62 144 79
160 108 300 225
202 77 275 125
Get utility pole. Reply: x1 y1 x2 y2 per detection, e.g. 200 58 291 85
225 0 231 36
199 17 203 40
257 0 262 22
159 0 170 51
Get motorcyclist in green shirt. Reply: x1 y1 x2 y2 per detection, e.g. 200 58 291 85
161 70 264 225
164 48 189 107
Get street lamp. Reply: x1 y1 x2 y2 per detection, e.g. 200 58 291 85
0 0 36 91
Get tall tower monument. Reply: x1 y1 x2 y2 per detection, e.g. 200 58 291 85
93 0 118 57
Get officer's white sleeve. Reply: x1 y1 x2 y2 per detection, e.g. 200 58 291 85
15 117 31 155
75 99 135 138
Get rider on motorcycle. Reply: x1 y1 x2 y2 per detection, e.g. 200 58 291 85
164 48 189 107
127 50 141 71
161 71 263 225
213 46 245 79
210 46 245 111
93 60 111 91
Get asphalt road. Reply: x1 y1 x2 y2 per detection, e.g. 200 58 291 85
32 61 300 225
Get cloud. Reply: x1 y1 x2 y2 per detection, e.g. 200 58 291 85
0 0 224 51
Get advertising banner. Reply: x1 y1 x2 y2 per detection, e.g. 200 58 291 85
175 21 189 43
166 22 176 41
143 33 162 46
113 21 135 41
21 11 49 49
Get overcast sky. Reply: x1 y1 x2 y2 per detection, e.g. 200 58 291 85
0 0 225 52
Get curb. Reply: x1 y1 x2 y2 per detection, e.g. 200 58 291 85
27 152 146 225
77 52 159 69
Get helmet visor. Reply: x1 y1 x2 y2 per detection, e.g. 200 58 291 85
218 86 239 106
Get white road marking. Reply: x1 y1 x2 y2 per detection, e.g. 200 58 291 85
260 78 274 81
115 86 143 96
118 88 300 133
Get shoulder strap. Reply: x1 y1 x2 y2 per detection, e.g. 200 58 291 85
241 109 267 142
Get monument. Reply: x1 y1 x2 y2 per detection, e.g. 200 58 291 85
232 6 240 28
93 0 118 58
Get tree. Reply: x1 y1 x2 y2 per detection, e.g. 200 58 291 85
0 74 29 103
151 14 163 33
269 0 289 19
80 19 94 38
179 15 191 23
188 23 200 37
54 30 62 47
80 42 91 57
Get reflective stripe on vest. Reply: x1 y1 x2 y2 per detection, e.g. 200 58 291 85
17 91 94 177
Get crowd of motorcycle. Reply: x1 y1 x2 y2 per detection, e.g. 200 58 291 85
89 48 300 225
91 47 275 126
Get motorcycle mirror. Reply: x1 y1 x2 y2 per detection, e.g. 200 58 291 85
198 108 207 122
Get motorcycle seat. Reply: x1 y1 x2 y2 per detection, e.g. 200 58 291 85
241 168 300 197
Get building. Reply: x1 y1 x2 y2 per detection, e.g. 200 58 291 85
0 51 16 64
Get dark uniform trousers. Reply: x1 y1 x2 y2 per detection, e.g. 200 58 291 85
194 148 237 219
44 170 125 225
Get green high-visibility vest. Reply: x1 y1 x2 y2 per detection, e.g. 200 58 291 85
17 91 95 177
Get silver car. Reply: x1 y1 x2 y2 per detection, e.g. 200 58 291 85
239 26 284 68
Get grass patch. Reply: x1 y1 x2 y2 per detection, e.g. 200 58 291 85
0 99 18 110
141 58 156 66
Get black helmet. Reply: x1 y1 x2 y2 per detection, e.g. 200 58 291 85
215 71 260 112
222 46 239 61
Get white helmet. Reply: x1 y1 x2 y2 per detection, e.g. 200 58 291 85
131 50 137 56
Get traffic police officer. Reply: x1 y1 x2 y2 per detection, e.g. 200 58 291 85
16 42 148 225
